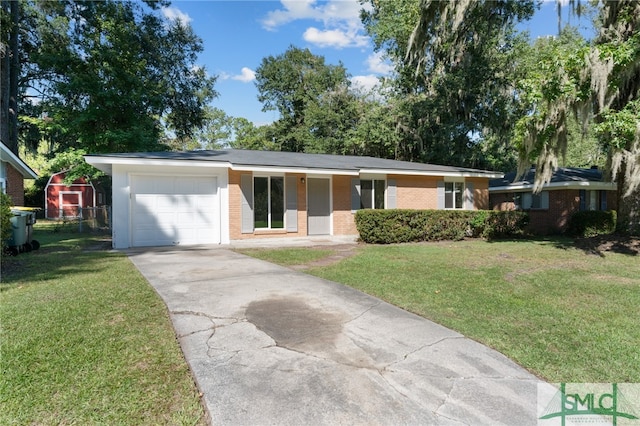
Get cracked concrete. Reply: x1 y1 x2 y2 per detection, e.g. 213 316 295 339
127 246 554 425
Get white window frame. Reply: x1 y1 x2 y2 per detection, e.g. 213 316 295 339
253 174 285 230
444 181 465 210
359 178 386 209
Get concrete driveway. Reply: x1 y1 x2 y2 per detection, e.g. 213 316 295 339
126 246 552 425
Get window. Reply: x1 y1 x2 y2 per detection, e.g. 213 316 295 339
587 190 598 211
445 182 464 209
254 176 284 229
360 179 385 209
517 191 549 210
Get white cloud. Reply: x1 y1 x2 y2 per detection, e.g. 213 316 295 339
366 51 393 74
262 0 371 49
303 27 368 49
231 67 256 83
162 6 192 26
350 74 380 92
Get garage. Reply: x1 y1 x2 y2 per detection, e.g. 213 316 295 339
130 175 219 247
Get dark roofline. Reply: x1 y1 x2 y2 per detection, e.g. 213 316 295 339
489 167 615 191
85 149 503 177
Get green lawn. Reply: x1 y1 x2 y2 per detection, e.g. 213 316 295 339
239 238 640 383
0 222 206 425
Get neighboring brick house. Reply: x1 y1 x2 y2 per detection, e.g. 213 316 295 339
0 142 38 206
489 167 617 234
86 149 502 249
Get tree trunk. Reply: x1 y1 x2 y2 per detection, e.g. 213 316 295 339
616 162 640 236
8 0 19 154
0 0 10 150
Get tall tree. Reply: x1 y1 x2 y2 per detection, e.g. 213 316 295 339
514 1 640 234
361 0 535 169
254 46 350 152
0 0 20 153
2 0 217 155
513 27 605 169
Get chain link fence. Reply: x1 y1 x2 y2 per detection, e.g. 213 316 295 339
41 206 112 232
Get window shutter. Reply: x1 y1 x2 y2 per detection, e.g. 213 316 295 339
464 182 474 210
241 174 254 234
285 176 298 232
541 191 549 209
579 189 586 211
437 181 445 209
387 179 396 209
600 190 607 211
351 179 361 212
523 193 532 210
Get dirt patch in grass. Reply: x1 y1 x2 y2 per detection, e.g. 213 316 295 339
573 235 640 256
290 244 361 270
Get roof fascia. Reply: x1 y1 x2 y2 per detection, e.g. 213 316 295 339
362 168 503 178
0 144 38 179
490 181 617 192
84 156 231 173
230 164 359 176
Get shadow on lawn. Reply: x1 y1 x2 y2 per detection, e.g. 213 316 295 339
0 230 114 290
551 234 640 257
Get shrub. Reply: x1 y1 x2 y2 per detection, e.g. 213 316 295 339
354 209 529 244
1 192 14 246
567 210 617 237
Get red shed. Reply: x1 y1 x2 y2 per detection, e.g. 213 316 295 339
45 171 106 219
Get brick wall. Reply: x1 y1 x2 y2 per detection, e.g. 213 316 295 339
391 174 438 209
6 163 24 206
228 170 310 240
468 177 489 210
490 189 618 234
332 175 357 235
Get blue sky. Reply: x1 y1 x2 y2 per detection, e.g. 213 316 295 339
161 0 595 126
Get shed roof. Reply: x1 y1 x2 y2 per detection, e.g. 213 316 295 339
85 149 502 178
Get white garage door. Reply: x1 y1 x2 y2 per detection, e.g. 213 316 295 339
131 175 219 247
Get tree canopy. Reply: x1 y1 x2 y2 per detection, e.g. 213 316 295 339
254 45 351 153
1 0 217 157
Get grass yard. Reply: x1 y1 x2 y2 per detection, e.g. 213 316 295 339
239 237 640 383
0 222 206 425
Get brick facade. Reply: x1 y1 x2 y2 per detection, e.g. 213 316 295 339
490 189 618 234
229 170 494 240
228 170 310 240
392 175 438 209
332 175 356 235
5 163 25 206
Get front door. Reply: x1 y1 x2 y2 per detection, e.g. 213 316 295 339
307 178 330 235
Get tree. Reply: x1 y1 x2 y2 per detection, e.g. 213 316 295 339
165 107 238 151
514 1 640 234
254 46 350 152
1 0 217 155
513 27 605 170
0 0 20 154
361 0 535 169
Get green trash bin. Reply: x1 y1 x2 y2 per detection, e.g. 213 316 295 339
11 208 40 251
7 213 27 255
